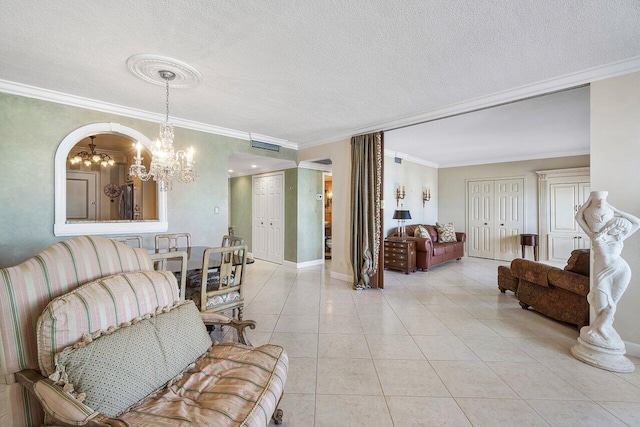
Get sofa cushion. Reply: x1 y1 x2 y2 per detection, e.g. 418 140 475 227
443 242 458 254
432 245 446 256
564 249 590 276
53 300 212 418
436 222 457 243
37 270 180 377
425 225 439 242
414 225 429 238
414 225 428 238
118 342 288 426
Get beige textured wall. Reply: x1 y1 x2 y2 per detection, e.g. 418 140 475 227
298 139 353 281
438 155 590 238
591 71 640 349
384 157 438 235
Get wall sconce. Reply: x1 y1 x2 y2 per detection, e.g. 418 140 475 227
422 188 431 207
395 185 405 207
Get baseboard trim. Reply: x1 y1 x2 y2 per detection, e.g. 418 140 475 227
282 259 325 269
624 340 640 358
330 271 353 283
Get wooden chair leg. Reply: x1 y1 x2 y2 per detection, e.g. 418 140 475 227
272 408 283 425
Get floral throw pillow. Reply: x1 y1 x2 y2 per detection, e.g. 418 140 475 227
414 225 429 238
436 222 457 243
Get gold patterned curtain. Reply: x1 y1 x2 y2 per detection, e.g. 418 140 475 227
350 132 383 290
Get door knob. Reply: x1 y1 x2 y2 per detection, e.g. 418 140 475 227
500 223 504 226
484 222 488 225
261 222 263 225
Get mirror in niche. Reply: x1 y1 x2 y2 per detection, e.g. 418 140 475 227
66 133 158 222
54 122 168 236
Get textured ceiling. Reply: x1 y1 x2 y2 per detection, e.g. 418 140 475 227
387 86 590 167
1 1 639 165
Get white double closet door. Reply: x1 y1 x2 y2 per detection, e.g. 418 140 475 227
252 172 284 264
468 178 524 261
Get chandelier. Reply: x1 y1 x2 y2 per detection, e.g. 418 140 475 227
129 70 196 191
69 136 115 167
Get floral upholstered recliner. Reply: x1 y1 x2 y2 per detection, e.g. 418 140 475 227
0 236 288 426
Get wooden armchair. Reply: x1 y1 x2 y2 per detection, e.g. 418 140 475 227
110 235 143 248
221 234 244 247
154 232 191 271
186 245 248 322
154 232 191 251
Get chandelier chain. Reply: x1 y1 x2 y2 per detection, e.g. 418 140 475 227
165 77 170 123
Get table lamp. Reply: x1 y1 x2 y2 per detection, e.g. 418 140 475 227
393 209 412 241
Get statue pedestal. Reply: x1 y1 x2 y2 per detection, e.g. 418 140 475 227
571 337 635 373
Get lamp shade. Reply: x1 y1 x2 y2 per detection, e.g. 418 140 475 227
393 210 411 220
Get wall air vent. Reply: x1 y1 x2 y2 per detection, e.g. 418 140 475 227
394 157 402 164
251 140 280 152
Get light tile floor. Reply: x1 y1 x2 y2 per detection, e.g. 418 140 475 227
3 256 640 426
233 256 640 426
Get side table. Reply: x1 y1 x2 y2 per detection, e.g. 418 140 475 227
384 238 417 274
520 233 539 261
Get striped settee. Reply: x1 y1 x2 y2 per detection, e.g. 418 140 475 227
0 236 287 426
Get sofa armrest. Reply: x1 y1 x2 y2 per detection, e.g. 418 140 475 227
510 259 558 287
456 232 466 243
17 369 128 427
409 237 432 253
200 312 257 346
548 269 590 296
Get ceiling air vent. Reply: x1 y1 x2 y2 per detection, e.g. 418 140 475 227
251 140 280 152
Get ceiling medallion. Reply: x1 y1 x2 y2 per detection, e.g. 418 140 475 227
126 54 202 88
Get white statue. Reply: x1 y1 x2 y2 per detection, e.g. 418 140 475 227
571 191 640 372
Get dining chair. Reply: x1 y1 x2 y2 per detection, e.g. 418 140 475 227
221 235 244 247
111 235 143 248
155 233 191 252
186 245 248 321
154 233 191 271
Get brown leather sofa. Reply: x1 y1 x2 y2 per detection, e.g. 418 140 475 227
387 224 465 271
498 249 590 329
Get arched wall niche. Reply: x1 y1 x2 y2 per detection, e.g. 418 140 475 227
54 122 168 236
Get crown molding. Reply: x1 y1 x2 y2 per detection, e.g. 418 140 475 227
299 55 640 149
384 149 440 169
0 79 297 149
297 161 332 172
439 148 590 169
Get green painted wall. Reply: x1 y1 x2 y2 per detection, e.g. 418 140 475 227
296 168 324 263
229 176 253 250
284 169 298 262
0 92 296 267
228 168 324 264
